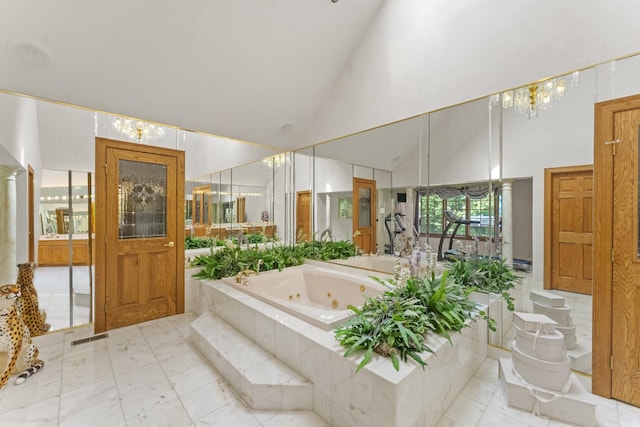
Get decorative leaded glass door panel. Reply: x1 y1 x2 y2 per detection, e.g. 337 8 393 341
352 177 376 254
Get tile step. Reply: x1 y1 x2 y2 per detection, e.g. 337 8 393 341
499 357 596 427
190 311 313 411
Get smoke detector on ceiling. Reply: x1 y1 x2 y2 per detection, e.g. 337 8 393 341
7 39 52 72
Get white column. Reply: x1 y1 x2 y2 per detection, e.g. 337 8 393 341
502 180 513 267
405 187 415 238
325 194 331 232
0 166 17 284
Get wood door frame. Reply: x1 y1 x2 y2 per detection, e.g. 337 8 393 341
94 137 185 333
28 165 35 263
593 93 640 398
543 164 593 292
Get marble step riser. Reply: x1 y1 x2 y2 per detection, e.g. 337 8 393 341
499 358 596 427
190 320 313 411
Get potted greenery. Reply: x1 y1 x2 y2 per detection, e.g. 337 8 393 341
191 239 358 280
447 257 518 311
334 268 482 373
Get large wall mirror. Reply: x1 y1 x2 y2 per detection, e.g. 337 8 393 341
296 53 640 377
186 155 286 244
311 115 424 255
38 169 95 330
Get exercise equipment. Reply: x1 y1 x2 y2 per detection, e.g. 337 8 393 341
385 193 408 254
437 209 480 261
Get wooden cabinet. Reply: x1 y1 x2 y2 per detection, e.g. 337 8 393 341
38 237 94 266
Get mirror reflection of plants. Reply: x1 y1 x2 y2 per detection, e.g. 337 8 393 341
191 240 357 280
185 235 224 250
244 232 276 244
334 271 480 373
296 240 357 261
448 257 518 311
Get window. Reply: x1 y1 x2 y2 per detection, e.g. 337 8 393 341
418 189 498 239
420 194 444 234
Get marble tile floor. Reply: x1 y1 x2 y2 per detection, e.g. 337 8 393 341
32 266 92 332
1 312 638 427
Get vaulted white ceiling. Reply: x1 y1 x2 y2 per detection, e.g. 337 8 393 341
0 0 384 150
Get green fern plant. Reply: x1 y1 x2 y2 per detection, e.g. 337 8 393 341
191 239 358 280
334 271 479 373
448 257 519 312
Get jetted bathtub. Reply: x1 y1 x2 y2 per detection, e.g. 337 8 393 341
332 254 408 273
332 254 447 277
220 264 385 330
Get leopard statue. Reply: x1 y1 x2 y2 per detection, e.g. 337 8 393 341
16 262 50 336
0 284 45 391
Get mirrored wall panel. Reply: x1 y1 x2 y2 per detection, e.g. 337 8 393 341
38 169 94 331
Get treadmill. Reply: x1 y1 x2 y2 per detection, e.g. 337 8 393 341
437 209 480 261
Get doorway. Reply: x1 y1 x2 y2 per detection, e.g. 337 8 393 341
353 178 376 254
94 138 184 333
593 94 640 406
296 190 311 242
543 165 593 295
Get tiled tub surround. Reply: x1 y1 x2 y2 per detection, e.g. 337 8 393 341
332 254 409 273
469 277 523 347
220 264 386 331
189 264 488 427
332 254 448 277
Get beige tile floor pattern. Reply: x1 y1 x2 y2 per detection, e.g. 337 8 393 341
0 312 639 427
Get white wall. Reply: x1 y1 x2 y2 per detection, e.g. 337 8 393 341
512 179 533 262
0 95 43 266
321 191 353 243
314 157 352 193
185 134 279 181
428 98 493 187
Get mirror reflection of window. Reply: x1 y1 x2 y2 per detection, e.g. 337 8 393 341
338 197 352 219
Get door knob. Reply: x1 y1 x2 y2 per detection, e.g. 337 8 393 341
164 241 175 247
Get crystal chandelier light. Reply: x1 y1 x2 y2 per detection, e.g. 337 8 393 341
262 153 287 168
492 71 581 119
113 118 166 143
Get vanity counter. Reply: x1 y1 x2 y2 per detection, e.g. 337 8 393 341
38 235 94 266
191 224 276 238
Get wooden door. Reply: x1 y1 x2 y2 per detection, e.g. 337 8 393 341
236 197 246 223
95 138 184 333
191 184 210 237
296 190 311 242
353 178 376 254
610 108 640 406
593 94 640 405
544 165 593 295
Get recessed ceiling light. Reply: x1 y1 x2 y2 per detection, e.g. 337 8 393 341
330 0 339 3
7 39 52 72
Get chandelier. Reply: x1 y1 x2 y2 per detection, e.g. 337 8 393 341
491 71 581 119
113 118 165 143
262 153 288 168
